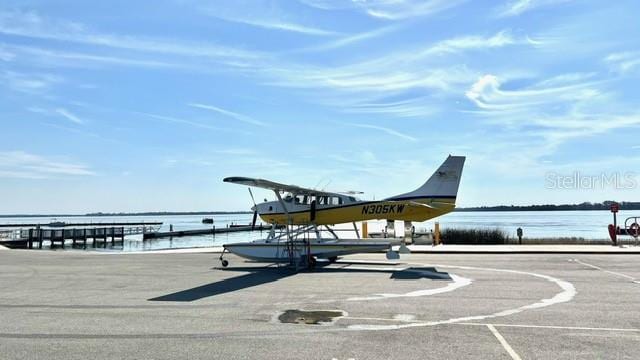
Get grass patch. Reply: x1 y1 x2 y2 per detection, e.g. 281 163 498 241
441 228 510 245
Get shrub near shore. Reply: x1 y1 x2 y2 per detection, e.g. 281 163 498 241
440 228 510 245
438 228 613 245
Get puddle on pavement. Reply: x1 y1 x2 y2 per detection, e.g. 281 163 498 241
278 309 344 325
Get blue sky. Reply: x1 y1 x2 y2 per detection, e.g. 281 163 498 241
1 0 639 213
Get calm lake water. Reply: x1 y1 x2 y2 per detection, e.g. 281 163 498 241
1 210 636 251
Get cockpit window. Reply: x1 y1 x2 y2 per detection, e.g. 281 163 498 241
293 195 311 204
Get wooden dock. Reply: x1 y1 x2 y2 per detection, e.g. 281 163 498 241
142 224 279 240
0 223 162 249
1 227 127 249
0 221 163 228
0 222 281 248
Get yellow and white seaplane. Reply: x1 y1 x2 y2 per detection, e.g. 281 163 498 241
219 155 465 268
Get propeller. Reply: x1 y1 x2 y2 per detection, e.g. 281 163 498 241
248 188 258 230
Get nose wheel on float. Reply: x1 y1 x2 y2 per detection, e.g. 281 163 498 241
219 248 229 267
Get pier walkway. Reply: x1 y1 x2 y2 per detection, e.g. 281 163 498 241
0 222 162 249
142 224 278 239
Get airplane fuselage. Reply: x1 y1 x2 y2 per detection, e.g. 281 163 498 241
255 195 456 225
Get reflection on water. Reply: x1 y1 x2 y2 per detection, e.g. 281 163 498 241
0 210 632 251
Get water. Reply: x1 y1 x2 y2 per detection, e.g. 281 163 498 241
433 210 636 240
1 210 636 251
0 213 264 251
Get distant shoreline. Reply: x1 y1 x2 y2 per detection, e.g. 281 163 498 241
0 211 252 218
456 201 640 212
1 201 639 217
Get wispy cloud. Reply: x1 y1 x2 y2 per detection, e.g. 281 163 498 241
188 103 266 126
135 112 221 131
0 45 15 61
267 61 478 117
1 71 63 94
345 123 418 142
243 20 336 36
167 153 290 172
340 97 438 118
604 51 640 74
55 108 84 124
422 30 523 55
0 151 95 179
213 148 257 156
27 107 85 125
300 0 466 20
0 10 265 63
4 44 183 69
198 4 339 36
364 0 466 20
189 0 343 36
465 74 600 113
269 29 530 99
297 25 402 52
464 73 640 150
497 0 572 17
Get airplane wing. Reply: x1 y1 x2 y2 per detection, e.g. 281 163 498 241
223 177 335 196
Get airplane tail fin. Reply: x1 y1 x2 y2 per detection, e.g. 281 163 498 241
389 155 466 201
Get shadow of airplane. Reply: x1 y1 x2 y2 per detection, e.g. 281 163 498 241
148 264 452 302
390 267 452 281
148 266 296 302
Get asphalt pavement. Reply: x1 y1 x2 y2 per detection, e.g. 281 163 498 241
1 249 639 359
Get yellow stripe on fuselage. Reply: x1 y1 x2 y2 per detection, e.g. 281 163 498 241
259 197 456 225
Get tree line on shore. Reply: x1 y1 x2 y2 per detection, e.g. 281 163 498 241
456 201 640 212
2 201 639 217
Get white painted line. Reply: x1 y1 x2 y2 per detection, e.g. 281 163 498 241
347 272 472 301
276 265 472 306
572 258 637 281
344 316 418 323
487 324 522 360
348 264 576 331
460 322 640 333
393 314 416 322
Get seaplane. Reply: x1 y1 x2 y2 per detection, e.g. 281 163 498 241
219 155 465 268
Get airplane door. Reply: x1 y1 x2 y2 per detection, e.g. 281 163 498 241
310 200 317 222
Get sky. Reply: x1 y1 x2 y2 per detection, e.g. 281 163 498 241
1 0 639 214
